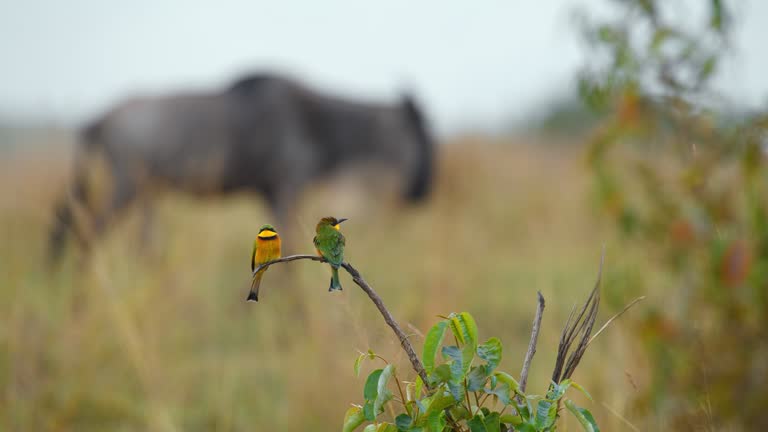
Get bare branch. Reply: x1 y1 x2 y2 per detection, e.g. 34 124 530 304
252 254 325 274
519 291 545 399
251 254 431 390
341 262 430 389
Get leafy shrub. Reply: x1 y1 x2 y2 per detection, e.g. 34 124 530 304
343 312 599 432
577 0 768 428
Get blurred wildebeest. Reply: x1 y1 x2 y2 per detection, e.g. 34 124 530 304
48 73 434 263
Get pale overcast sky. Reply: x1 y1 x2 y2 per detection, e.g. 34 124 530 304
0 0 766 135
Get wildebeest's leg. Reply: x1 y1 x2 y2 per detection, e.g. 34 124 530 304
138 197 155 253
268 181 304 255
47 166 92 267
92 167 137 244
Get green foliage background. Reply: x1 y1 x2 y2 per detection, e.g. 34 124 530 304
578 0 768 429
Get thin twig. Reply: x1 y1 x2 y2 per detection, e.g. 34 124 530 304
518 291 545 401
587 296 646 347
252 255 432 390
601 402 641 432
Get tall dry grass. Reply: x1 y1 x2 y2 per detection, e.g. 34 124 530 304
1 134 649 431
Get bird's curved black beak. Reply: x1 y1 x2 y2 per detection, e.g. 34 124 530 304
337 218 348 224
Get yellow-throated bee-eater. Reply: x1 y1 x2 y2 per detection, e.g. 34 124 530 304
313 217 347 291
248 224 281 302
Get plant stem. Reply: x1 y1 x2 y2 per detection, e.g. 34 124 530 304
464 378 473 413
393 371 411 417
478 392 491 409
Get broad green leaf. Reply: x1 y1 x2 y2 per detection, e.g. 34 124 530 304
431 364 452 385
423 321 448 375
476 338 502 372
493 372 520 395
461 338 475 376
363 425 378 432
354 353 366 377
516 400 531 422
450 405 470 421
467 415 488 432
373 394 392 416
363 400 376 421
467 365 488 392
376 423 399 432
425 410 446 432
395 414 413 431
483 382 510 406
448 312 478 346
447 380 465 403
364 369 384 401
414 375 424 400
535 399 558 430
499 414 522 426
343 406 366 432
483 412 501 432
514 423 537 432
374 365 395 415
565 399 600 432
441 346 464 382
449 312 478 376
424 392 456 417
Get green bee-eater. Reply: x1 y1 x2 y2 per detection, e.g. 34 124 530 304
313 217 347 291
248 224 282 302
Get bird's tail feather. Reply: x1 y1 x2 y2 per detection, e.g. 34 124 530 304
329 266 342 291
247 271 264 302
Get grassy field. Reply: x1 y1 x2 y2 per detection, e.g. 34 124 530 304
1 134 656 431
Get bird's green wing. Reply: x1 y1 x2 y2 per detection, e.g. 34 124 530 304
251 239 258 272
326 232 346 266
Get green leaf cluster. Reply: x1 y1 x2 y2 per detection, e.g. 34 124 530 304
343 312 599 432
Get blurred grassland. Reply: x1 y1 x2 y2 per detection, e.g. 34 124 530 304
1 134 657 431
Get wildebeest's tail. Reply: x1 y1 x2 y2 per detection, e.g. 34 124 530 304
47 119 104 266
401 94 434 202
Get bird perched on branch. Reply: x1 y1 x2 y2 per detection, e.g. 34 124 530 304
313 217 347 291
248 224 282 302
